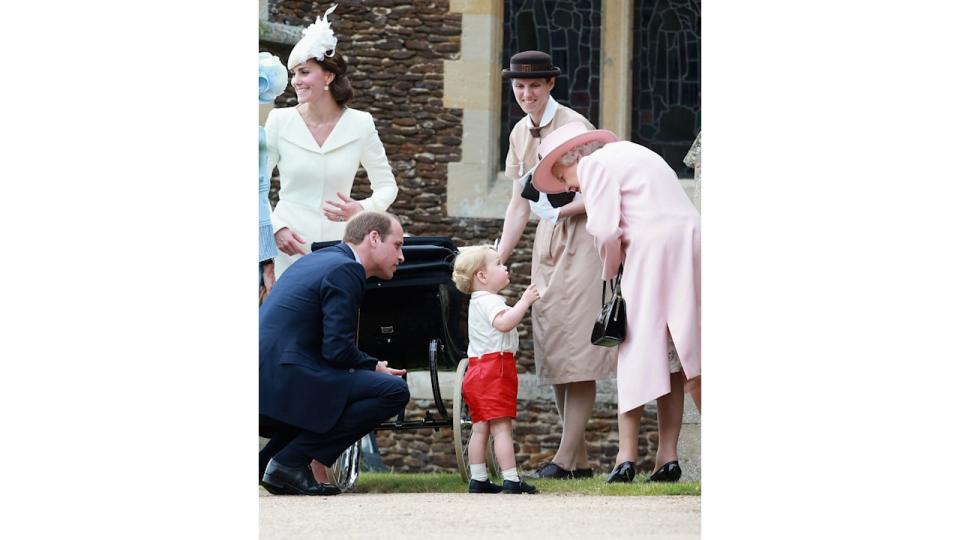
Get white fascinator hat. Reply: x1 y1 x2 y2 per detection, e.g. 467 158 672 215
287 4 339 70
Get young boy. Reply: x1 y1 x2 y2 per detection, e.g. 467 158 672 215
452 245 540 494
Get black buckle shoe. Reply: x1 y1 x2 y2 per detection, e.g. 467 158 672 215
261 459 342 495
605 461 637 483
502 478 538 494
468 479 503 494
648 460 681 483
527 462 573 480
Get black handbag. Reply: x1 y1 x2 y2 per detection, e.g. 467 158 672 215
591 265 626 347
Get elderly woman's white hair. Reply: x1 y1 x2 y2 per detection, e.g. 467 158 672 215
554 140 608 168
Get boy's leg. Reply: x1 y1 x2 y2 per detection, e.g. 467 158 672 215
467 421 489 466
467 421 499 491
491 418 537 493
489 418 517 471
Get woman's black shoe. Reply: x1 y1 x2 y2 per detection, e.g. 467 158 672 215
572 468 594 479
648 460 682 482
605 461 636 483
528 462 573 479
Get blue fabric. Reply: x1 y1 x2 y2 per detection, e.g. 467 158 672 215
271 370 409 466
260 243 390 434
259 126 278 262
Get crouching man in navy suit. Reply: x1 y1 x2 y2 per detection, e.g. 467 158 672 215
259 211 410 495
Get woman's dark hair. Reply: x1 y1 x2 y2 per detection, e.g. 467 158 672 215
315 52 353 107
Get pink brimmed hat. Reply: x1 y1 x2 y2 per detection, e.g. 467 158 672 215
532 122 618 193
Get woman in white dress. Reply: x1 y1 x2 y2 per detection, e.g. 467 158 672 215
264 6 398 278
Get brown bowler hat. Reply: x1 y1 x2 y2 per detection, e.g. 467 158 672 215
502 50 561 79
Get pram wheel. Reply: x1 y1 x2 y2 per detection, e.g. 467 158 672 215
452 358 501 482
328 440 361 492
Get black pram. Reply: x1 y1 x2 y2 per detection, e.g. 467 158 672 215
310 236 496 489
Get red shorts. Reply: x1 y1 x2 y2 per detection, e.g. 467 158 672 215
462 352 518 423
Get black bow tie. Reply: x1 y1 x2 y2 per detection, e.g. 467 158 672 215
530 126 542 138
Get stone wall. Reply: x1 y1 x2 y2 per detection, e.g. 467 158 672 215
261 0 542 373
375 398 661 474
261 0 671 475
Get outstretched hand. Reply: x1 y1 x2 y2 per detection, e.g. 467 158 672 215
376 360 406 377
324 192 364 223
521 283 541 305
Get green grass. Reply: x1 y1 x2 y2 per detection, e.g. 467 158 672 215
351 472 700 496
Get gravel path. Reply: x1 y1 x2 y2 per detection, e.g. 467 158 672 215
260 490 700 539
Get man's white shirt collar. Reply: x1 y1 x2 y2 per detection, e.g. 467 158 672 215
346 244 362 264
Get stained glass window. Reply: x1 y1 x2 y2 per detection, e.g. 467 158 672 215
631 0 701 178
500 0 603 168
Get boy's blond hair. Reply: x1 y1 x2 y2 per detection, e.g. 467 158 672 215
452 245 495 294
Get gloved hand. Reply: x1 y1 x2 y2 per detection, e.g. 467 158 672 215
530 192 560 224
540 205 560 224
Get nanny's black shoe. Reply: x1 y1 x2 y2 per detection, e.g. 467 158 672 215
572 468 594 479
605 461 637 483
502 478 538 494
527 462 574 480
261 459 342 495
468 478 503 493
648 460 682 482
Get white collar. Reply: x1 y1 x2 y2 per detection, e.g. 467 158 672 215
470 290 497 298
284 107 365 155
345 243 362 264
526 96 558 129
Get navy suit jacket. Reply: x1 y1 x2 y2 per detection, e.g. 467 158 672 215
259 243 379 434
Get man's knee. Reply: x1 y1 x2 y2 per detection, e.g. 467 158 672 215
384 377 410 407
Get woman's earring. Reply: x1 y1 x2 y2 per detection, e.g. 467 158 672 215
324 84 330 91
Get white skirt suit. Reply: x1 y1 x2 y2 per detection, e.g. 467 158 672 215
264 107 398 277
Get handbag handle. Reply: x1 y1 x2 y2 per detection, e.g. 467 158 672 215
601 264 624 303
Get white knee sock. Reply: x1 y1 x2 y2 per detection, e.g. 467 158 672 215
470 463 488 482
502 467 520 482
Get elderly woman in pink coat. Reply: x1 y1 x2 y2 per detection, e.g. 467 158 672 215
532 122 701 484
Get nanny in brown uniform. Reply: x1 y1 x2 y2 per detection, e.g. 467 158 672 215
495 51 617 479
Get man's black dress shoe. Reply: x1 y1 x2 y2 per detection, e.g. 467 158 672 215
648 460 682 483
527 462 573 479
261 459 342 495
468 479 503 494
502 478 538 494
605 461 637 483
572 468 594 479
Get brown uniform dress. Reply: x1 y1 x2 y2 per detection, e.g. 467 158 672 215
505 104 618 385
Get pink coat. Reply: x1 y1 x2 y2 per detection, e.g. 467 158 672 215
578 141 701 412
